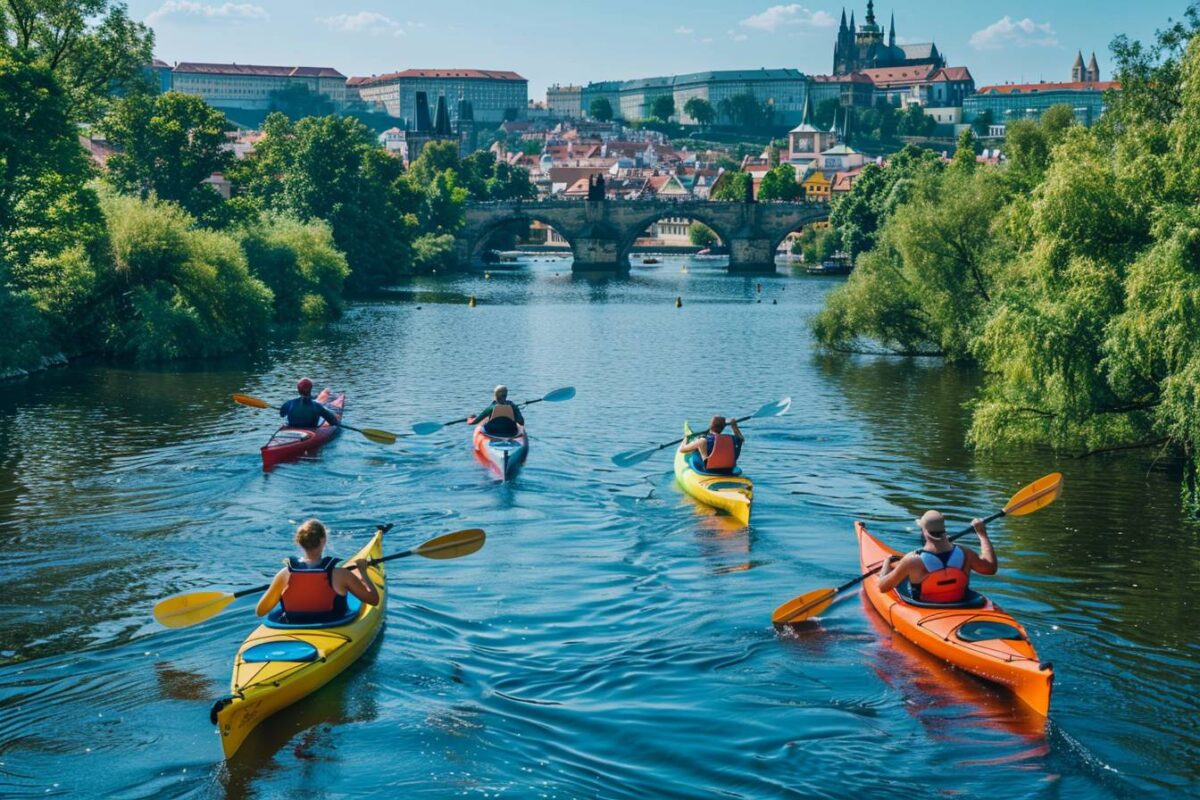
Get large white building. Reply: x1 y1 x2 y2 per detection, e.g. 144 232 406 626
546 84 583 118
351 69 528 124
169 63 348 110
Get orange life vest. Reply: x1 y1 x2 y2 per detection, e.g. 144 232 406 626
915 547 969 603
489 401 516 421
705 433 738 471
280 556 341 614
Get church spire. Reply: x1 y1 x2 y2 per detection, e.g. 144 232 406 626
839 7 847 32
889 11 895 47
866 0 875 25
1087 51 1100 82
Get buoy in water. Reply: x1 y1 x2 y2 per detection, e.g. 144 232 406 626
675 296 683 308
772 299 777 305
484 272 491 279
469 295 477 308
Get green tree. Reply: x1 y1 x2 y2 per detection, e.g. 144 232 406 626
971 109 994 137
814 97 840 130
0 52 106 356
102 91 231 221
650 94 675 121
683 96 714 126
233 113 423 290
689 221 719 247
711 171 753 201
757 163 802 201
0 0 154 121
239 214 349 321
589 96 613 121
897 103 935 137
951 127 977 172
1039 103 1077 139
718 92 772 128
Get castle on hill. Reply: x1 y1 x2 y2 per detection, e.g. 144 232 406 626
832 1 945 76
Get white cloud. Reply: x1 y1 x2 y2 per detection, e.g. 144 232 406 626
674 26 695 35
739 5 835 33
969 16 1058 51
317 11 405 36
146 1 268 26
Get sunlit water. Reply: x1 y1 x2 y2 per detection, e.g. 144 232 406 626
0 255 1196 799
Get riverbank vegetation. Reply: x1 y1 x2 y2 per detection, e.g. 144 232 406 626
0 1 534 373
813 7 1200 509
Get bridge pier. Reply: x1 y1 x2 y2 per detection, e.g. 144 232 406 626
727 237 778 273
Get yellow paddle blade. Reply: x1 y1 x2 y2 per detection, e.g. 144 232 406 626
232 393 271 409
359 428 398 445
153 590 237 629
415 528 486 560
1004 472 1063 517
772 588 836 625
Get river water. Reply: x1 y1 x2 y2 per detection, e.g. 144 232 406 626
0 255 1196 799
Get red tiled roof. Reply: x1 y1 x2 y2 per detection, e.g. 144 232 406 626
174 62 345 78
350 68 526 87
931 66 973 82
976 80 1120 94
860 64 937 87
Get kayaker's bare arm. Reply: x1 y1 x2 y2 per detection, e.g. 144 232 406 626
255 569 288 616
337 559 380 606
877 553 919 593
964 519 998 575
730 419 743 439
679 437 706 455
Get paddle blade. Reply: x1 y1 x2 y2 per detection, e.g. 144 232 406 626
154 590 236 629
358 428 398 445
412 421 444 436
542 386 576 403
1004 472 1063 517
772 588 836 625
232 393 271 409
754 396 792 419
611 447 656 468
415 528 486 560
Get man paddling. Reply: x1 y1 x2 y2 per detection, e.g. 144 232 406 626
255 520 380 621
472 385 524 437
872 511 998 603
678 415 744 474
280 378 339 429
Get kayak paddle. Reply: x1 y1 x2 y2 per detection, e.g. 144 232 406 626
153 526 485 629
411 386 576 436
232 393 402 445
771 472 1063 626
611 396 792 468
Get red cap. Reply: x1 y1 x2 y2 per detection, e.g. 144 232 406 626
297 378 313 396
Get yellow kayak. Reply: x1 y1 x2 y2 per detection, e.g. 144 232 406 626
211 529 386 759
674 421 753 525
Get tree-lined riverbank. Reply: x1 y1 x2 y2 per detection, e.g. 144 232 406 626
812 7 1200 512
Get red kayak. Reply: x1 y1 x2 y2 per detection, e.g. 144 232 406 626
261 389 345 470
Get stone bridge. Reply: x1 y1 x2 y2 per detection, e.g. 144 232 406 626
455 199 831 272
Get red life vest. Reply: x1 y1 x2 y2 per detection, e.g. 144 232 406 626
280 556 340 614
915 547 969 603
705 433 738 471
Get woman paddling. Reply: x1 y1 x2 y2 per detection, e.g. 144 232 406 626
255 520 380 622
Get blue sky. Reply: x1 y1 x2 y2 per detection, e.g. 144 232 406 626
131 1 1190 97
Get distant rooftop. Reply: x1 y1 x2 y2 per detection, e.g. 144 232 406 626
975 80 1120 95
350 69 526 87
173 62 345 79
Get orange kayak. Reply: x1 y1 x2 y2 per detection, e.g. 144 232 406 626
857 525 1054 716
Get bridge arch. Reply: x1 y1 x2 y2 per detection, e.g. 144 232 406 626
462 211 576 261
763 206 832 255
618 209 734 263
